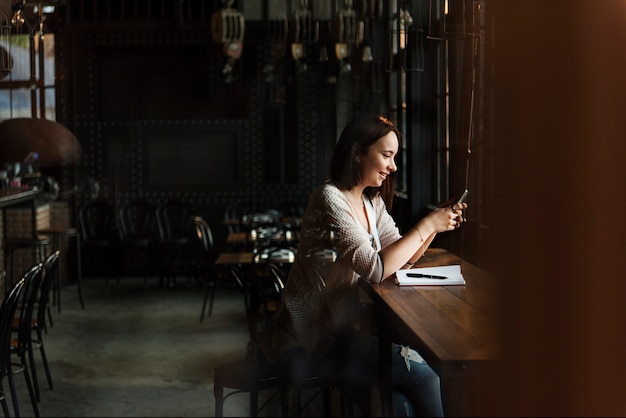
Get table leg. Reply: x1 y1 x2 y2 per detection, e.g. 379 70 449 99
378 310 392 416
75 231 85 309
2 207 8 292
51 234 62 313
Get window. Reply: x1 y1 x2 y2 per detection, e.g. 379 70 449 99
390 0 495 268
0 6 56 121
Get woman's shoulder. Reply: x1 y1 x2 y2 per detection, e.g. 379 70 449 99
312 181 343 201
304 182 348 216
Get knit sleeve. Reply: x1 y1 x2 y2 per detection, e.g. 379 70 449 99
317 185 385 283
373 195 402 248
274 183 389 357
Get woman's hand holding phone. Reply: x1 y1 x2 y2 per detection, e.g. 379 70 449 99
436 189 468 228
455 189 469 206
438 189 469 209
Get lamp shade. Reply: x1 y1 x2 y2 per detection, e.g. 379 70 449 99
0 118 82 167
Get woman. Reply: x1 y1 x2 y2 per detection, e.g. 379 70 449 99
270 114 467 416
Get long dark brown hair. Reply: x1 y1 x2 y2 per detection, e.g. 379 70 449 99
329 114 401 210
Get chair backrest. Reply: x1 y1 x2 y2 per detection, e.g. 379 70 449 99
16 263 45 347
248 248 295 337
0 277 26 374
223 202 254 233
119 200 159 241
193 216 214 253
156 200 196 242
227 265 246 294
36 250 61 329
267 263 286 305
191 215 219 271
78 200 117 242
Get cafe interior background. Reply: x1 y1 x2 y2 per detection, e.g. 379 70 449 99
0 0 625 416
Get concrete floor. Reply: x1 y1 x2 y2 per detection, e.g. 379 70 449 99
11 276 346 417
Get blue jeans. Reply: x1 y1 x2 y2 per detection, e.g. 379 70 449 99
309 328 444 417
390 343 444 417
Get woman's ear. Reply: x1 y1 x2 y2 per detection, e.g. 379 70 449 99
355 155 360 163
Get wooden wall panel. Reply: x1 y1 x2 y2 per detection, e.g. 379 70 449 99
480 2 626 416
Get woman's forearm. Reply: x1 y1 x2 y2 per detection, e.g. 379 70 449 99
403 232 436 268
379 224 436 278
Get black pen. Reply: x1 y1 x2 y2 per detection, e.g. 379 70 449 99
405 273 448 280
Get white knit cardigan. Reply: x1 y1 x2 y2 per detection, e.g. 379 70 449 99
271 182 402 362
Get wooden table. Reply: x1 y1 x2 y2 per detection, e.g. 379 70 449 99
214 250 291 342
359 248 500 417
214 251 255 265
215 249 296 266
225 231 247 245
225 230 299 248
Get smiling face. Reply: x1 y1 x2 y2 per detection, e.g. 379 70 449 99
358 131 399 188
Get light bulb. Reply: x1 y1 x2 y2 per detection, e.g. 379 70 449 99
11 10 25 27
362 45 373 62
319 46 328 62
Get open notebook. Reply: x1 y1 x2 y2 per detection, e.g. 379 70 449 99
395 264 466 286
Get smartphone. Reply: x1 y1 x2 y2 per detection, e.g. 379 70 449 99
437 189 469 208
456 189 469 206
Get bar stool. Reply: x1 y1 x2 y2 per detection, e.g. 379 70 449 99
3 236 50 291
36 226 85 312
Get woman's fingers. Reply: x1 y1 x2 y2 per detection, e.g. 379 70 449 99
430 205 467 232
448 204 467 229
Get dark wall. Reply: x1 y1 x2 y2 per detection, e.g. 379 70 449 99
54 0 485 264
50 0 406 245
59 3 378 242
479 1 626 416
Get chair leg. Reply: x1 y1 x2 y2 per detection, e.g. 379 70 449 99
280 388 291 417
75 234 85 309
292 388 302 417
0 386 10 418
39 344 54 391
46 305 54 330
22 352 40 416
339 389 372 417
54 235 62 314
341 393 354 417
7 371 20 418
199 281 212 323
214 383 224 417
9 355 40 417
250 388 259 417
199 279 216 322
36 329 54 389
322 386 332 416
27 343 41 402
208 281 216 317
